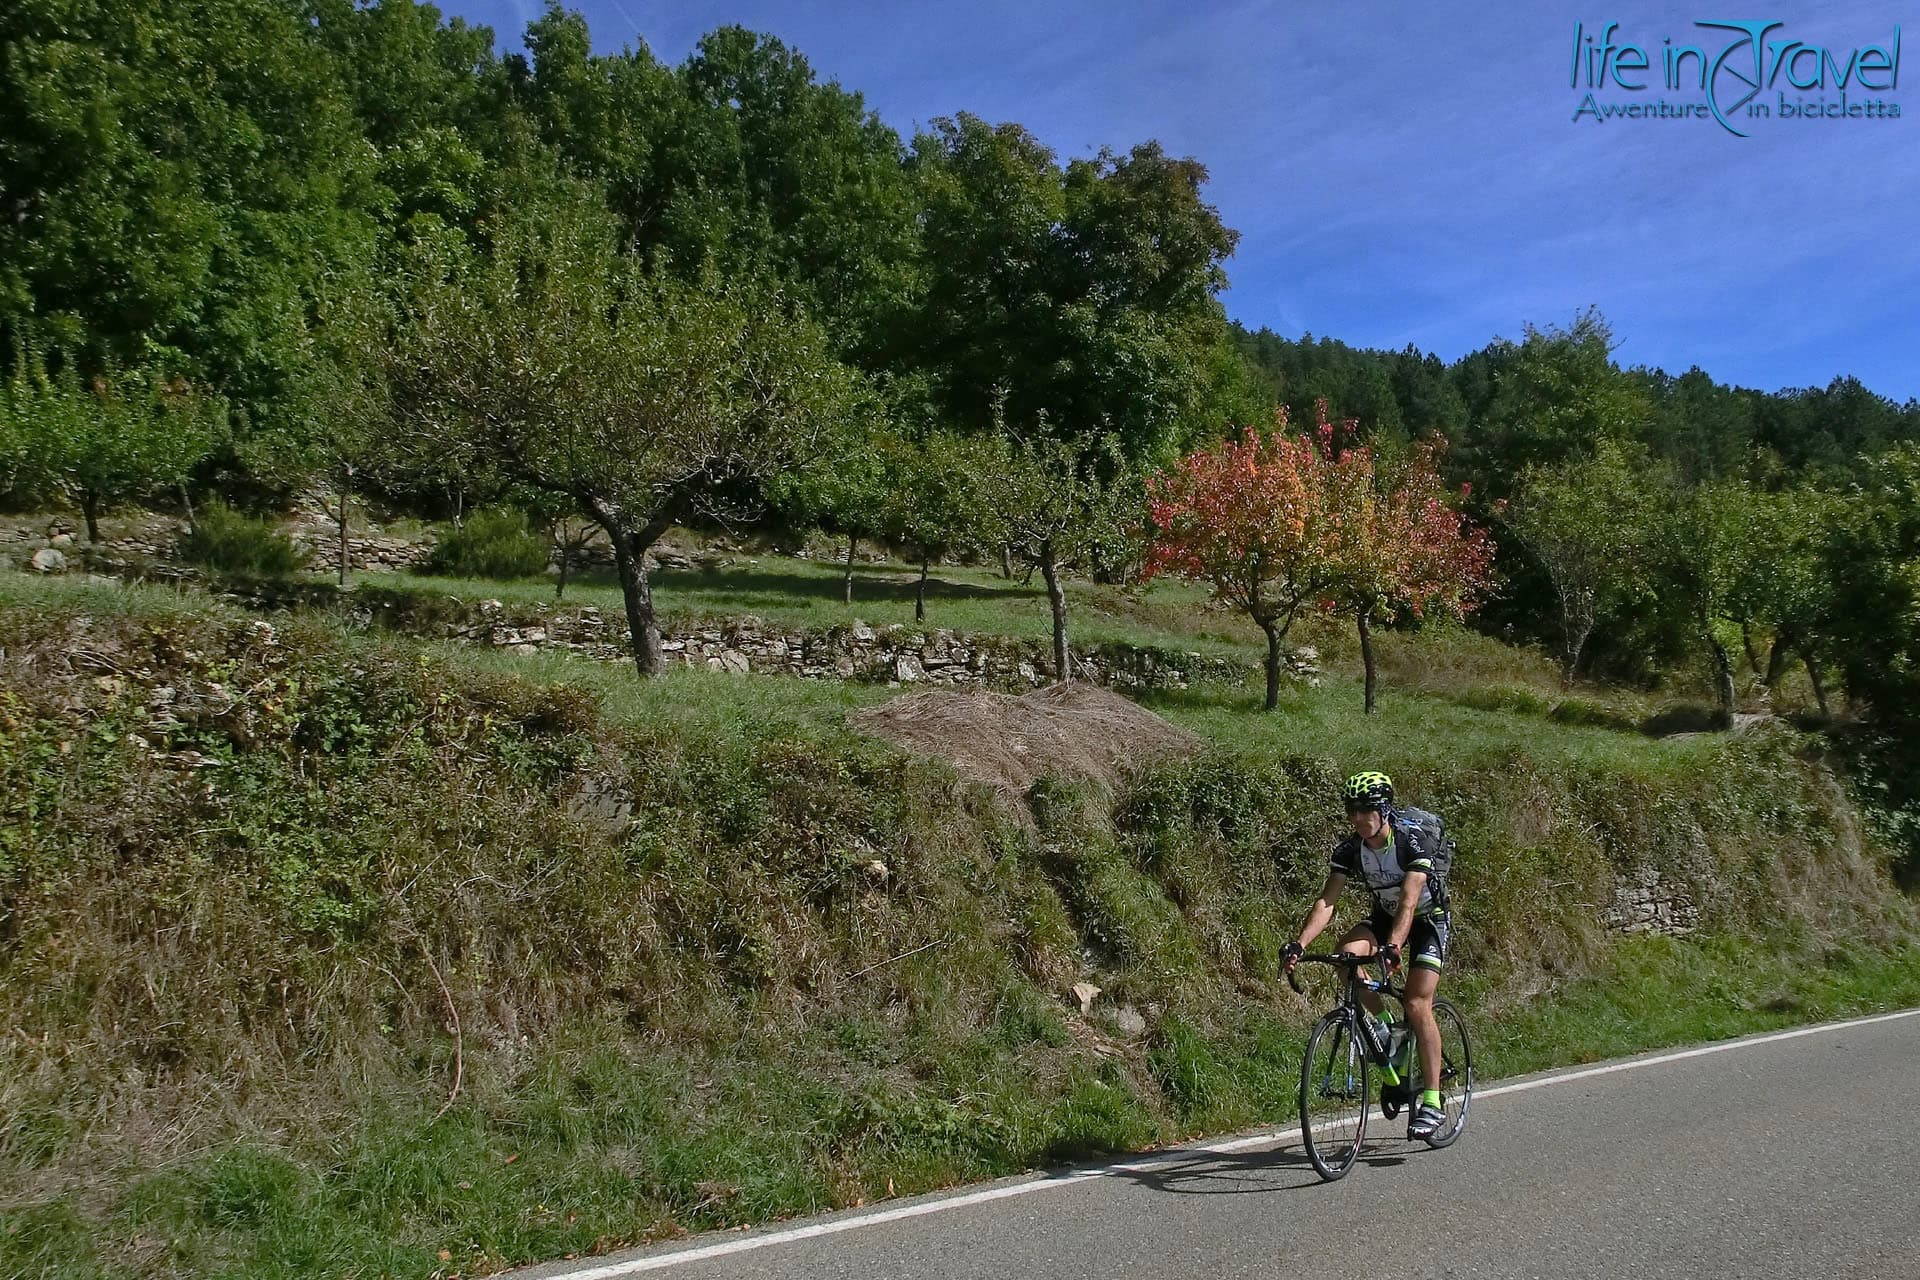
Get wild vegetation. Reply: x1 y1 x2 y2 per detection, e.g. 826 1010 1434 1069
3 1 1919 1275
2 574 1917 1278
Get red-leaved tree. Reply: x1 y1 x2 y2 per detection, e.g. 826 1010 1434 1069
1143 403 1360 709
1321 423 1496 714
1146 401 1494 713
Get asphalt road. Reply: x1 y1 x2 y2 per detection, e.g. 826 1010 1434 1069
519 1009 1920 1280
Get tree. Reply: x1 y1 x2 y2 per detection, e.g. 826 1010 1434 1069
1503 442 1656 683
879 430 988 623
2 348 222 542
776 420 894 605
1725 484 1840 709
1453 309 1652 494
1638 365 1754 483
972 422 1122 683
1319 423 1496 714
0 0 381 445
1655 476 1760 724
1231 329 1406 446
1823 445 1920 726
377 204 864 676
516 15 919 369
1142 405 1353 709
908 115 1239 468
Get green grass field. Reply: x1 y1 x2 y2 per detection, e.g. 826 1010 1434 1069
372 554 1265 662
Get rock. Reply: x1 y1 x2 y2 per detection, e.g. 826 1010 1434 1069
894 653 924 682
1071 982 1101 1014
719 649 751 675
29 548 66 574
1110 1006 1147 1037
50 532 74 548
565 775 635 837
851 620 875 643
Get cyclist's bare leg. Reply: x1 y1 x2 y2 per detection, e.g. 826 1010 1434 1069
1335 923 1385 1017
1401 965 1442 1092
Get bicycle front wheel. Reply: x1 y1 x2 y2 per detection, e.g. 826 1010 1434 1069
1418 998 1474 1148
1299 1011 1369 1180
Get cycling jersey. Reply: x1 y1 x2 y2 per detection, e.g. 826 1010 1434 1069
1330 806 1450 916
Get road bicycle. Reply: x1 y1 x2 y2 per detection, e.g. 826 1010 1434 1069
1287 951 1474 1181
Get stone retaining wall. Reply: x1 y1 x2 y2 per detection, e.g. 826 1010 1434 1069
409 597 1304 693
1606 865 1700 936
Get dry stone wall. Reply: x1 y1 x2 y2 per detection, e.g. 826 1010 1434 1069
414 597 1303 693
1605 865 1700 936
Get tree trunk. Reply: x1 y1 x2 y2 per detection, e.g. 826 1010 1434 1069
843 532 856 605
1560 587 1595 688
336 484 350 587
1804 651 1830 717
609 526 664 676
1740 620 1763 675
1764 629 1792 689
1708 633 1735 727
1357 608 1378 714
1040 538 1069 683
916 553 929 623
1258 615 1290 711
555 520 570 600
179 483 196 534
81 491 101 543
1000 544 1013 579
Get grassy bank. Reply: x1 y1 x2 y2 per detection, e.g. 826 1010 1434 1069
2 575 1913 1278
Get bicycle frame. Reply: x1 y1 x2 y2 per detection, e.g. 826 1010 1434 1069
1295 953 1405 1067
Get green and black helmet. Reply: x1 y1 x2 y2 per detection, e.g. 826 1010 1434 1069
1342 770 1394 813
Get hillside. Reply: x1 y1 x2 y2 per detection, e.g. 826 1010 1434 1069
2 567 1916 1279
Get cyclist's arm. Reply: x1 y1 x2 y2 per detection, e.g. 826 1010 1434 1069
1294 870 1346 950
1386 869 1428 951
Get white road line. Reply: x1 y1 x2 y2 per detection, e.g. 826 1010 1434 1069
535 1005 1920 1278
1472 1004 1920 1103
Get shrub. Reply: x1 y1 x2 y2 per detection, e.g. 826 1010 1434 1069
1548 696 1640 732
1453 684 1551 717
177 501 307 578
1641 703 1728 736
423 508 550 580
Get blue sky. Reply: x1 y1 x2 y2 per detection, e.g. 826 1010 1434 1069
442 0 1918 402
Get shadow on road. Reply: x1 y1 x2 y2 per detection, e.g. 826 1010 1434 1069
1109 1140 1418 1197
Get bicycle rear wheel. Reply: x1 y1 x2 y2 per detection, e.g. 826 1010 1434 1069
1417 998 1473 1148
1299 1011 1369 1180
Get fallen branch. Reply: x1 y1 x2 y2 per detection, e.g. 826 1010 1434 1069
419 942 464 1121
849 936 950 981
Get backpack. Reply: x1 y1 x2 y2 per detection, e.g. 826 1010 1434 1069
1394 806 1455 908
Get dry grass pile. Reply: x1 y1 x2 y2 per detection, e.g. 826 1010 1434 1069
850 682 1202 813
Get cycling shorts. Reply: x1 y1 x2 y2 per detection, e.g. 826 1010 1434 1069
1362 909 1450 973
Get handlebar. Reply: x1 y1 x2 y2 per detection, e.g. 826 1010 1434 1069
1284 951 1401 996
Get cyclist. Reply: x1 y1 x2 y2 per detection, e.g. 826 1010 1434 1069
1282 771 1454 1140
